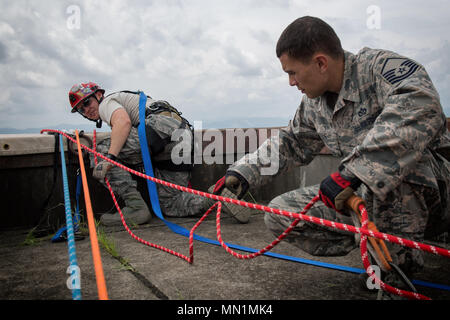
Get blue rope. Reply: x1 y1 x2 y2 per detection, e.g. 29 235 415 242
136 92 450 293
59 134 82 300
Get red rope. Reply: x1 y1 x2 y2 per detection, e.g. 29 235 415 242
43 128 448 299
358 204 431 300
216 196 319 260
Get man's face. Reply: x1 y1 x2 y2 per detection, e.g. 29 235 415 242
77 93 100 119
279 53 327 99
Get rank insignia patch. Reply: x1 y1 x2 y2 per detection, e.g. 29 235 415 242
381 58 420 85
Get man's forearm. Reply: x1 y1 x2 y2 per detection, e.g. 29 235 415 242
108 121 131 157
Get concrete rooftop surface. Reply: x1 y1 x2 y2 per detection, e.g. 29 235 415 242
1 129 450 316
1 208 449 303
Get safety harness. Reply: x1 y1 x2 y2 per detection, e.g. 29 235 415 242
106 91 195 172
136 91 210 240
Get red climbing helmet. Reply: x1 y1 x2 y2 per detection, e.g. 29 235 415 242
68 82 105 113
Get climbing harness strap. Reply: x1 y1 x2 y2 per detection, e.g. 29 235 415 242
136 92 232 245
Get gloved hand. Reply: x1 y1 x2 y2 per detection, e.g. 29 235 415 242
212 171 249 199
92 154 117 181
319 167 361 212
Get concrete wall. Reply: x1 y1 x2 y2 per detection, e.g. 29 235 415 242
1 117 449 230
0 130 340 230
0 132 116 230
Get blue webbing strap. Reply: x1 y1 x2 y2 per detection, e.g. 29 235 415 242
136 92 450 292
138 91 219 243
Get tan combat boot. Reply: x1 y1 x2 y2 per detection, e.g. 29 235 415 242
100 190 152 226
208 185 251 224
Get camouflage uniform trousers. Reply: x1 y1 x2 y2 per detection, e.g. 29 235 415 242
265 182 442 274
90 126 211 218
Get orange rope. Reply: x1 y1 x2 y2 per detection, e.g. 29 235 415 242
75 130 109 300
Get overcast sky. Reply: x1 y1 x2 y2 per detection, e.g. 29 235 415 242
0 0 449 130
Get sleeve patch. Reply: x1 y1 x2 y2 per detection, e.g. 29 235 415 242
381 58 420 85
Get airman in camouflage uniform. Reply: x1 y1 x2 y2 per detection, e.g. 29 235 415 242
92 124 211 220
68 84 214 226
226 17 450 278
94 95 217 225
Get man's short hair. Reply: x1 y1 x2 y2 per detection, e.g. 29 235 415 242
276 16 344 61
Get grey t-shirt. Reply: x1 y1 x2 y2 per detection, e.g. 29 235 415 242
99 92 155 127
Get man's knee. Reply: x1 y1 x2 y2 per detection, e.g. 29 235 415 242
264 195 291 233
264 189 357 257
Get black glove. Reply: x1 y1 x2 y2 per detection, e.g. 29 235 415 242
319 167 361 212
213 171 249 199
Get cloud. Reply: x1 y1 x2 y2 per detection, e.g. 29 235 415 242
0 0 449 130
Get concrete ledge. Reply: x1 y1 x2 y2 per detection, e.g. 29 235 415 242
0 132 109 158
0 140 339 230
1 119 448 229
2 116 449 156
0 128 321 163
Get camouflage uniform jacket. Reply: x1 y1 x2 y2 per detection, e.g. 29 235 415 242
229 47 450 202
